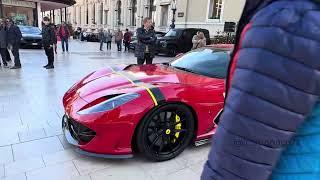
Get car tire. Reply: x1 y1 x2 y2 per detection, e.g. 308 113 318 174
168 46 177 57
136 104 195 161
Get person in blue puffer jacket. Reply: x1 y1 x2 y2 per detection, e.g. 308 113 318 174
201 0 320 180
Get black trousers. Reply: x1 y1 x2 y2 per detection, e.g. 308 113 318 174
44 46 54 65
9 44 21 66
106 41 111 50
0 48 8 65
5 49 11 62
137 54 153 65
124 41 130 51
116 41 122 51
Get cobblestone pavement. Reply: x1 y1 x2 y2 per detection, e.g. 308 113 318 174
0 40 210 180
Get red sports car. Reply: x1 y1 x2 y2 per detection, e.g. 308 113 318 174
62 46 231 161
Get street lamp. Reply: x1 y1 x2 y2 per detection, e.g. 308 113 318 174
170 0 177 29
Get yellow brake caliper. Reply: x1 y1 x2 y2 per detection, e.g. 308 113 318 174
173 114 182 143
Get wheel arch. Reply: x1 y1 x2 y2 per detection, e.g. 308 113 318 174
131 101 198 153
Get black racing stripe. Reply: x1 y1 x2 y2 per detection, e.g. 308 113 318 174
150 87 166 104
142 83 166 104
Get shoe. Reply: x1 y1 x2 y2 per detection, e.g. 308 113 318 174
43 64 49 68
10 66 21 69
3 64 9 68
45 65 54 69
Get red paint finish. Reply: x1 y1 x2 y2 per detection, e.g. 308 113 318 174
62 58 228 155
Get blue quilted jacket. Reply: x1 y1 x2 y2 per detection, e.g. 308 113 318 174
202 0 320 180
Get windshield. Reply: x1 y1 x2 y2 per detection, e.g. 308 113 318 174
165 29 182 37
170 48 231 79
19 26 41 34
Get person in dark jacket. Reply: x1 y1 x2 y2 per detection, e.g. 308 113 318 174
135 17 157 65
0 19 8 67
42 17 55 69
201 0 320 180
58 21 70 53
123 29 132 52
99 28 105 51
6 18 22 69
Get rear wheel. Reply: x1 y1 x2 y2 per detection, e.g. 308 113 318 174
136 104 195 161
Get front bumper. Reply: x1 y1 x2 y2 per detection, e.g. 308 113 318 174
21 39 42 46
62 114 133 159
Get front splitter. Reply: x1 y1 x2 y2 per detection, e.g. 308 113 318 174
62 114 133 159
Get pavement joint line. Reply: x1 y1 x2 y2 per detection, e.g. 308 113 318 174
0 135 59 148
10 145 15 162
41 155 46 167
72 160 81 176
2 164 5 178
17 132 21 143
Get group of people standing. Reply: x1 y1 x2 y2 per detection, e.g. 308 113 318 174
0 16 70 70
99 28 133 52
0 18 22 69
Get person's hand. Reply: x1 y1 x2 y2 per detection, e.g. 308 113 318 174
49 45 53 49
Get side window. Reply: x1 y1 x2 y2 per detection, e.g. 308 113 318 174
184 30 193 39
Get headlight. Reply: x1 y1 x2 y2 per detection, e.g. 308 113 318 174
78 93 140 115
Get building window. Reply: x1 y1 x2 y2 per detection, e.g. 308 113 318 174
2 5 36 26
100 3 103 24
130 0 137 26
209 0 222 19
86 4 89 24
160 5 168 26
104 10 108 25
116 0 121 25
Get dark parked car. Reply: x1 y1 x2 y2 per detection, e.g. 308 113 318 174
156 28 210 56
129 31 166 51
19 25 42 48
81 29 100 42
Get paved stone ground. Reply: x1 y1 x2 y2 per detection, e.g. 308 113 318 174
0 40 210 180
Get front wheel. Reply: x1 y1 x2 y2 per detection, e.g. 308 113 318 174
136 104 195 161
167 46 177 57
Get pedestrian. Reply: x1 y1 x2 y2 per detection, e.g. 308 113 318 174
201 0 320 180
6 18 22 69
192 31 206 50
115 29 123 52
105 29 112 50
135 17 157 65
0 18 8 67
58 21 70 53
42 17 55 69
123 29 132 52
99 28 105 51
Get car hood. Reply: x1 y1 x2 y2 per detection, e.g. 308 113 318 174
72 64 223 102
